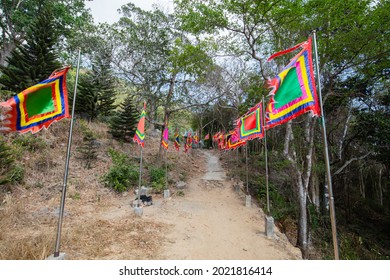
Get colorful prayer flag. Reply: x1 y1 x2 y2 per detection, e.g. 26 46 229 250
237 102 264 141
266 37 320 129
226 130 246 150
0 67 70 134
193 131 199 144
184 132 192 153
217 132 226 150
174 129 180 151
204 133 210 140
133 103 146 148
161 125 169 150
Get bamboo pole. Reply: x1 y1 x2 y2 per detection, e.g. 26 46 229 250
263 97 270 214
313 30 339 260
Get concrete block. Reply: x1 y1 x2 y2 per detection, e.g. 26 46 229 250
163 189 170 198
134 207 143 217
245 195 251 207
265 216 274 238
46 253 66 260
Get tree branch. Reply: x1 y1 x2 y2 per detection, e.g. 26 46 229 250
333 152 372 176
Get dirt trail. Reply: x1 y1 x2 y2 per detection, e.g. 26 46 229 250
1 148 301 260
140 150 301 260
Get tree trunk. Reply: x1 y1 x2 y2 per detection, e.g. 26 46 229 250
379 167 383 206
0 41 15 66
158 72 177 155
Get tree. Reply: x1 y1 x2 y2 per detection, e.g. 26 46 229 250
75 72 99 122
94 51 116 118
109 95 139 142
0 4 61 93
0 0 93 66
176 0 390 258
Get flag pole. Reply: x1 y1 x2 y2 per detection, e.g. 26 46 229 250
165 148 168 190
245 144 249 194
137 147 143 206
53 49 81 257
312 30 339 260
262 97 270 214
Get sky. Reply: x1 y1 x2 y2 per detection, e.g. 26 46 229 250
85 0 174 24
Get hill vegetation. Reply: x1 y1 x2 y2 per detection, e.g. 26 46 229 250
0 0 389 259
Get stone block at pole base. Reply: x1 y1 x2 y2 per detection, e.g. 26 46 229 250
245 195 251 207
46 253 66 260
265 216 274 238
134 207 143 217
163 189 170 198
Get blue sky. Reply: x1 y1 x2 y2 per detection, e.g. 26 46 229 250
85 0 173 24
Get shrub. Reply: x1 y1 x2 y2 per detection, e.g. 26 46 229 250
149 167 166 192
101 149 139 192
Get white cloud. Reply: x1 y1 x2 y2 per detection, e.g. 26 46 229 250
85 0 173 24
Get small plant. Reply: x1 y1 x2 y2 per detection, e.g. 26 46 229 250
101 149 139 192
12 134 46 152
149 167 166 193
77 128 98 169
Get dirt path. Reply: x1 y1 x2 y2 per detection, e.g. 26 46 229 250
141 150 301 260
1 149 301 260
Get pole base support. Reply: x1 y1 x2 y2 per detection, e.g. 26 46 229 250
245 195 251 207
46 253 66 260
163 189 170 198
265 216 274 238
134 207 143 217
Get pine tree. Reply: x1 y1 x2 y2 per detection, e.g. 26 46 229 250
0 4 60 93
93 48 116 118
77 130 98 169
109 95 138 142
75 72 99 121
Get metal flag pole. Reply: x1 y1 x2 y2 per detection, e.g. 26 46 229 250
137 147 143 206
262 97 270 214
53 49 81 257
165 148 168 190
245 144 249 194
312 30 339 260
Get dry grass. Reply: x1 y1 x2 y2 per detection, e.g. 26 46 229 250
0 120 199 259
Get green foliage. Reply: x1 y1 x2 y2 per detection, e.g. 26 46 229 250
101 149 139 192
93 46 117 118
12 134 46 152
149 167 166 192
75 72 99 121
257 180 295 221
77 124 98 169
0 138 14 186
109 95 138 142
0 4 61 92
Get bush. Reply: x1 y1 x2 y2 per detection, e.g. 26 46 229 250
12 134 46 152
149 167 166 192
101 149 139 192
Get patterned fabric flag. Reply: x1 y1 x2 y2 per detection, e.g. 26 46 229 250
161 125 169 150
226 130 246 150
237 102 264 141
217 132 226 150
213 132 221 142
133 103 146 148
266 37 320 129
204 133 210 140
193 131 199 144
184 132 192 153
174 129 180 151
0 67 70 134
